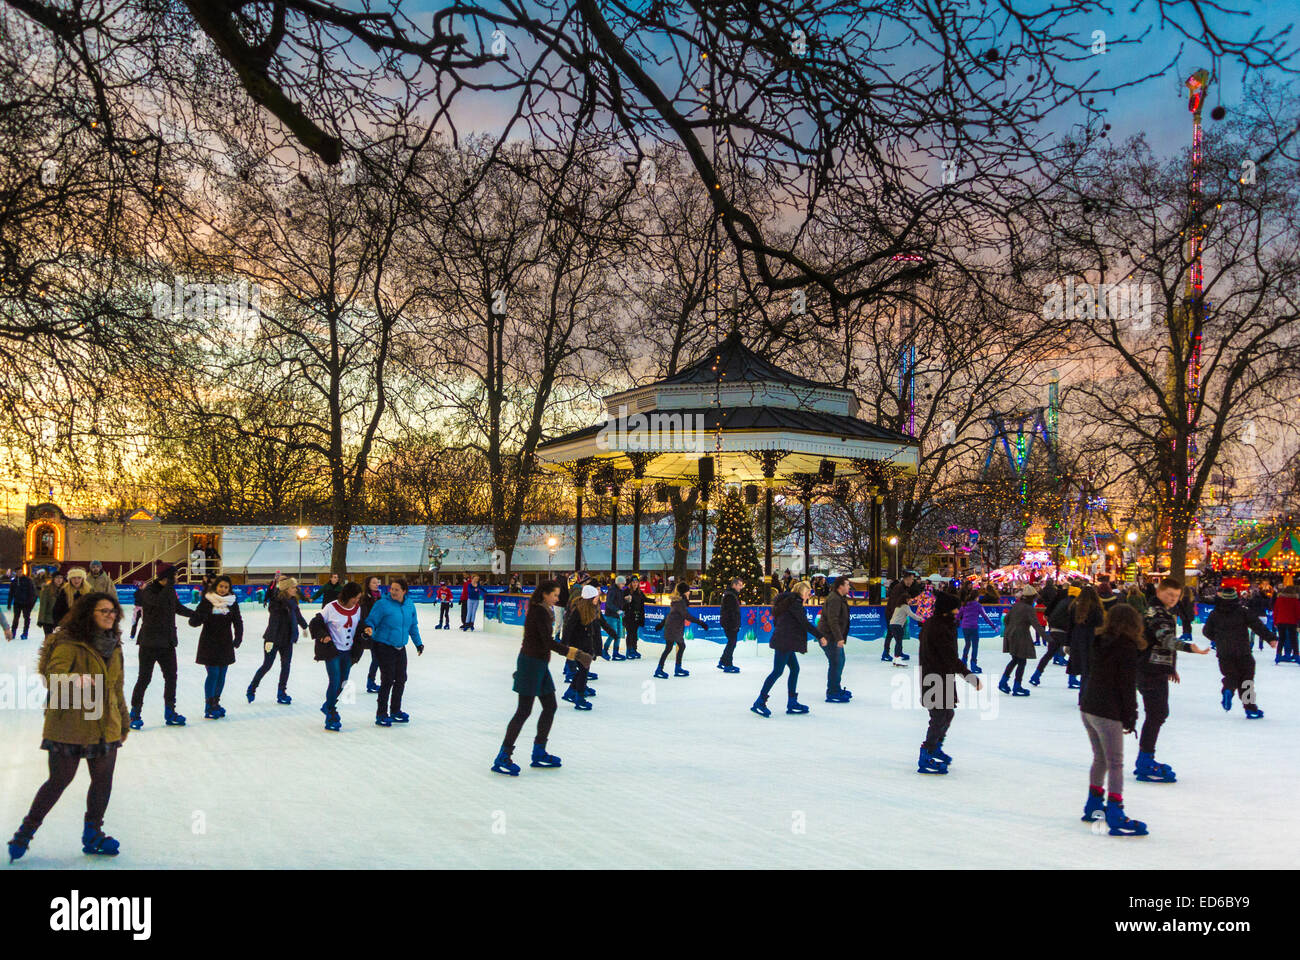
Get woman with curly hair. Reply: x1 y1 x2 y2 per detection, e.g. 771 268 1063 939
8 592 130 861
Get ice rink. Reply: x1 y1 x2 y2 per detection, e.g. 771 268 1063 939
2 603 1296 869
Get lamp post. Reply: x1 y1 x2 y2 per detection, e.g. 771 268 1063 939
888 535 900 581
296 527 309 582
1106 542 1116 576
1126 529 1138 570
547 536 557 579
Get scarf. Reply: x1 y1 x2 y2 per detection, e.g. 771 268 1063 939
91 628 120 660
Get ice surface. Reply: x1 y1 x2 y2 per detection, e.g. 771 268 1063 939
1 606 1295 869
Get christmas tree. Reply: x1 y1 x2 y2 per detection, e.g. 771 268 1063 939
705 489 765 603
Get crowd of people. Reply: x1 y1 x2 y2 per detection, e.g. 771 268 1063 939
4 559 1294 861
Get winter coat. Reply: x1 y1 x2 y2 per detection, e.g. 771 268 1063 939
719 587 742 636
1001 598 1043 659
318 581 343 606
51 581 93 626
656 595 703 644
1078 629 1139 728
818 590 851 645
561 605 601 656
886 579 920 619
364 595 423 649
604 583 626 616
522 602 570 661
1203 597 1275 658
37 628 128 747
8 574 36 608
957 600 995 632
86 570 114 596
37 581 61 626
1139 603 1194 678
624 590 646 627
1046 594 1073 635
135 580 196 649
768 592 822 654
1124 591 1149 617
1272 594 1300 627
1066 604 1104 678
191 593 244 666
918 614 970 709
263 590 308 646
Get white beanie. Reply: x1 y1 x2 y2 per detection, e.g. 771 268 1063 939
581 584 600 600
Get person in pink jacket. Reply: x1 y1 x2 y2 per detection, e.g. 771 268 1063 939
957 586 998 675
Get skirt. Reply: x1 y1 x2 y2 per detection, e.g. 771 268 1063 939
41 739 120 759
512 653 555 697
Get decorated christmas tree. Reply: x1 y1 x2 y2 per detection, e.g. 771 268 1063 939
704 489 765 603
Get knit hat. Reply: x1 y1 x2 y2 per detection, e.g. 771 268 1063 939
931 593 959 617
1217 587 1238 600
156 564 176 581
580 584 599 600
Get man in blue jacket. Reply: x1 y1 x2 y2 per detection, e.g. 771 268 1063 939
363 578 424 727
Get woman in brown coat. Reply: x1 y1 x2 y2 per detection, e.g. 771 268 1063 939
8 591 129 861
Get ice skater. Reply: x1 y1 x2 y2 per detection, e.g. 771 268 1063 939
359 575 383 692
751 580 823 717
818 575 852 702
957 585 997 674
190 575 243 719
492 580 594 774
7 567 35 639
653 581 703 679
883 571 919 662
717 576 743 673
318 582 365 730
624 576 645 660
130 564 196 729
1029 583 1074 685
247 577 307 706
1134 577 1210 782
916 592 980 774
1203 586 1276 719
998 586 1044 696
1066 585 1103 692
601 575 627 660
1078 604 1147 835
1271 585 1298 663
8 592 129 862
435 580 453 630
363 579 424 728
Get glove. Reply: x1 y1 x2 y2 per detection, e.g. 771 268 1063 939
415 643 424 656
233 639 242 648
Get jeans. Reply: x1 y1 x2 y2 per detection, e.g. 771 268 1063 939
821 641 845 694
131 646 178 711
1276 623 1298 659
720 628 739 666
759 649 800 698
465 598 480 627
10 602 33 636
204 665 228 700
884 623 906 657
961 628 980 667
600 614 621 655
251 639 293 693
324 650 352 714
438 602 451 628
1137 674 1170 754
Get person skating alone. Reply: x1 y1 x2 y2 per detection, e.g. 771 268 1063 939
916 592 981 774
461 574 483 631
492 581 594 774
8 568 36 639
998 586 1044 696
1066 586 1104 693
190 575 243 719
751 581 823 717
363 579 424 728
247 577 307 706
318 572 343 606
653 581 703 679
818 576 853 702
318 582 366 730
8 592 130 862
129 565 196 730
623 577 645 660
1134 577 1210 782
85 560 113 597
717 577 744 673
957 585 997 674
1029 583 1074 685
435 580 453 630
1203 586 1276 719
1079 604 1148 836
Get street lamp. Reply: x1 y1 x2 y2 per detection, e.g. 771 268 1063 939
547 536 558 578
888 535 900 581
296 527 309 582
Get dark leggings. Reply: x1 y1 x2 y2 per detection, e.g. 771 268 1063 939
1001 656 1028 684
11 602 33 635
251 640 293 692
1035 635 1066 674
625 623 639 653
657 638 685 670
502 693 558 753
759 649 800 697
22 749 118 833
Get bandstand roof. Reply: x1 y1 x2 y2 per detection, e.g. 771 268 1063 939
537 332 920 481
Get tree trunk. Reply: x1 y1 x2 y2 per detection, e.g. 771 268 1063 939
669 487 699 579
